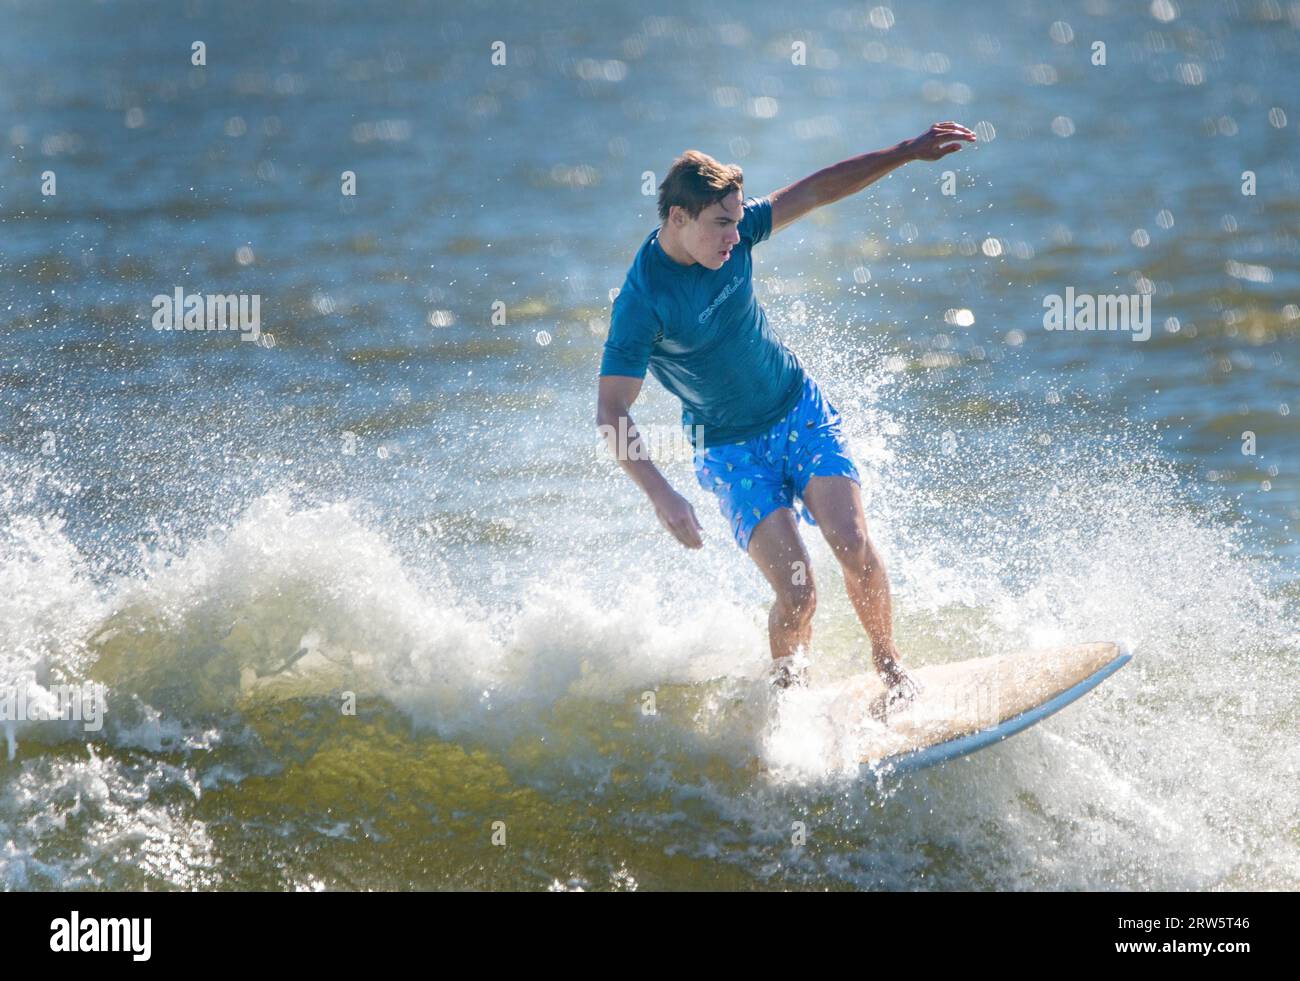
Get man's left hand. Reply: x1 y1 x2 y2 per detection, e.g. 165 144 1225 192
905 121 977 161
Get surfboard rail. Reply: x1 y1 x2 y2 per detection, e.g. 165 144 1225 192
849 641 1133 776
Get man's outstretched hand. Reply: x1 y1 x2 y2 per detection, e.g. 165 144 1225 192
905 121 977 161
651 487 705 549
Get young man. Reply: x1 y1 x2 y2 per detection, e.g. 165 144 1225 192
596 122 977 700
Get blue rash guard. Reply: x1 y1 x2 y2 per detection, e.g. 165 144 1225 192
599 195 807 449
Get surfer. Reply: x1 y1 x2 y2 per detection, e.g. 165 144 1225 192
596 122 976 700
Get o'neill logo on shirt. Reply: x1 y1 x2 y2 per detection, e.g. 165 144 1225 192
698 275 743 325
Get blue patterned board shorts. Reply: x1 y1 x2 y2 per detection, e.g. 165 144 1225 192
693 374 861 553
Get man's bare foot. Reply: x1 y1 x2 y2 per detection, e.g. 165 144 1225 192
867 646 923 723
770 649 811 690
770 658 805 690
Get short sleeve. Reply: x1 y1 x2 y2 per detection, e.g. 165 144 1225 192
737 194 773 247
599 288 661 378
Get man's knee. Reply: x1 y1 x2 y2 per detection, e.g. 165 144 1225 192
825 523 873 568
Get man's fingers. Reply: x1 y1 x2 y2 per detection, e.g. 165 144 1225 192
915 123 977 160
685 505 704 546
684 514 703 547
671 515 703 548
932 123 976 140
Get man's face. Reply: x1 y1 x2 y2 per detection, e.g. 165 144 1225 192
672 189 743 270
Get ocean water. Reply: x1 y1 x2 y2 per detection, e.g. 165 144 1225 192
0 0 1296 890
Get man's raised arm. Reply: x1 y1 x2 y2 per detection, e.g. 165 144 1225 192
768 121 976 234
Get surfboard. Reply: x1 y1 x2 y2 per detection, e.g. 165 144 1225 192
828 641 1132 775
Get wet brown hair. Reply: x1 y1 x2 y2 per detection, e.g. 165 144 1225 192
657 150 744 224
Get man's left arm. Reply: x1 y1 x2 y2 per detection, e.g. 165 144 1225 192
768 121 977 234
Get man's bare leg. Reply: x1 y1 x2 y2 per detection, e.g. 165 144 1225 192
745 507 816 685
799 475 920 701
